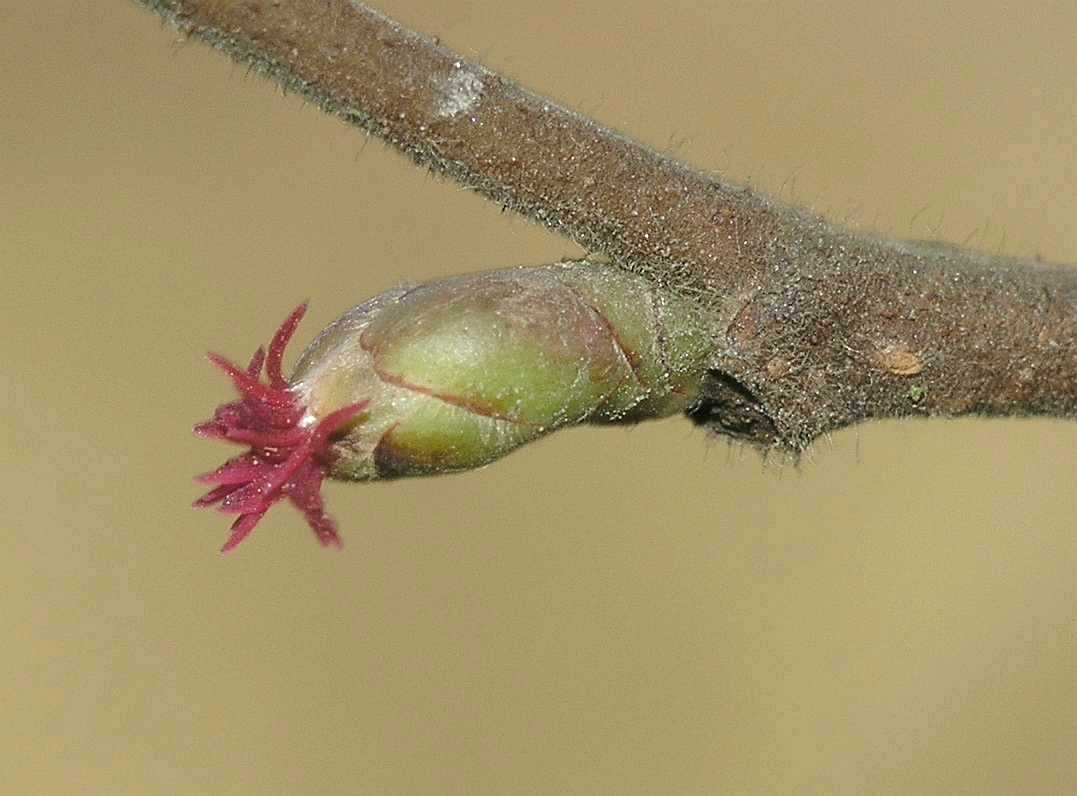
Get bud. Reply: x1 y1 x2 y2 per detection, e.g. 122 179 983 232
194 262 713 551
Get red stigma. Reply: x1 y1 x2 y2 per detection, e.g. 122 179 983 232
193 303 367 553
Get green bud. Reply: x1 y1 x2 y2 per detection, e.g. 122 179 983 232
291 262 714 480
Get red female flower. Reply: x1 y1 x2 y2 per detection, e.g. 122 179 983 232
193 304 366 553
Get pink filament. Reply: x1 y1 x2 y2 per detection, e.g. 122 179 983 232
193 303 367 552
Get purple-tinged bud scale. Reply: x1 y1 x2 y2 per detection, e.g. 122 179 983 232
292 262 713 481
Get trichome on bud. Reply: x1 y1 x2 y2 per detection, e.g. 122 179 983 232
194 262 714 551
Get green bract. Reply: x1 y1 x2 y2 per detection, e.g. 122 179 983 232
291 262 714 480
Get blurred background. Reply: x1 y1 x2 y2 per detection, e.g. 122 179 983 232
3 1 1076 792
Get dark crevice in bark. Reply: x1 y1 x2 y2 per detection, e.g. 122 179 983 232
688 371 779 446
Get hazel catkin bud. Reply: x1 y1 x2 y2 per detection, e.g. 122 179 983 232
194 261 713 551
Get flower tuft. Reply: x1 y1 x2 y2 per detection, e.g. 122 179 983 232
193 303 367 553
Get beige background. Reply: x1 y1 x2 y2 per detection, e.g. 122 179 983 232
3 1 1077 793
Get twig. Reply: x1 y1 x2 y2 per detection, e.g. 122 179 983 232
135 0 1077 451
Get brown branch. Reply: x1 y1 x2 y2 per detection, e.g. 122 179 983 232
135 0 1077 451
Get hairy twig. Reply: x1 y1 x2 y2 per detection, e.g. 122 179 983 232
139 0 1077 452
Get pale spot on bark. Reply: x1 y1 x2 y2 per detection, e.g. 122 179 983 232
436 65 484 119
766 356 791 379
874 344 924 376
